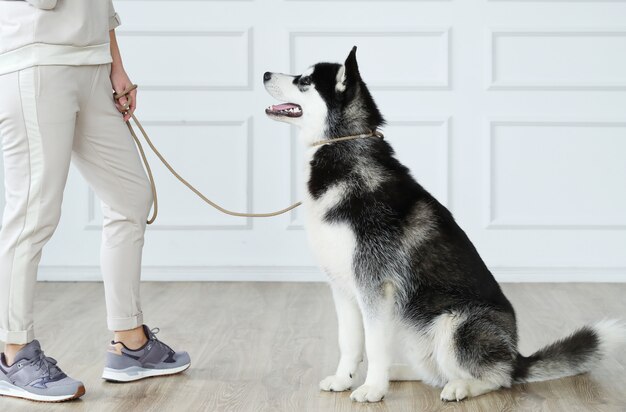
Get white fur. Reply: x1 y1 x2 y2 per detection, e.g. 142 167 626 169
336 65 346 92
397 327 446 387
440 379 500 402
594 318 626 355
349 283 396 402
394 315 475 388
304 182 355 293
264 71 329 146
319 285 364 392
432 313 472 382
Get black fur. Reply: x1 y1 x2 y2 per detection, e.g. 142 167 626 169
512 326 600 383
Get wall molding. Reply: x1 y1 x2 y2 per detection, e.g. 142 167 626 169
484 118 626 230
486 28 626 90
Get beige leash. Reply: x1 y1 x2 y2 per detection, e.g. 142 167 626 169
114 85 383 224
310 129 384 147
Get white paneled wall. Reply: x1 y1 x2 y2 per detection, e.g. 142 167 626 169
6 0 625 282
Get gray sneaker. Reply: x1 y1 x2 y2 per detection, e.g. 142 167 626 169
102 325 190 382
0 340 85 402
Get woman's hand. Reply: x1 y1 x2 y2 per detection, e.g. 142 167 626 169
111 67 136 122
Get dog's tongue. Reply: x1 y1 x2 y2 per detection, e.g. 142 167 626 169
272 103 298 111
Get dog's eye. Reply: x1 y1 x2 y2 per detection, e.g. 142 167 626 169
300 77 312 86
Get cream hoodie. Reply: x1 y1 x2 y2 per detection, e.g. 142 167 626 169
0 0 121 75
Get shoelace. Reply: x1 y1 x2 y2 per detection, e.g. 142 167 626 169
148 327 175 354
27 351 62 378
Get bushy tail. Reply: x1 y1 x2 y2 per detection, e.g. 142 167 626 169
513 319 626 383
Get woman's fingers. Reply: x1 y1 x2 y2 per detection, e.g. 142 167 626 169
119 93 128 106
114 100 126 113
112 82 137 121
122 94 132 121
128 88 137 116
114 88 135 121
115 95 128 109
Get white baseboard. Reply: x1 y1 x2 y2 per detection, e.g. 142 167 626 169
37 266 326 282
36 265 626 282
490 266 626 283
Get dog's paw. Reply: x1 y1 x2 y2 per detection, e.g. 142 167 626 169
440 380 469 402
319 375 352 392
440 379 499 402
350 384 387 403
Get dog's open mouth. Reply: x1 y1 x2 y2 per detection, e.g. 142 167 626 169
265 103 303 118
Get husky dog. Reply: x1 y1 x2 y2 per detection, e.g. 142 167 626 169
263 47 625 402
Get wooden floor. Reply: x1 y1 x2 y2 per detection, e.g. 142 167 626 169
1 282 625 412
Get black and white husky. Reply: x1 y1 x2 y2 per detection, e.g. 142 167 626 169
263 47 625 403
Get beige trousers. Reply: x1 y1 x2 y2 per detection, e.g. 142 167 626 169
0 64 153 344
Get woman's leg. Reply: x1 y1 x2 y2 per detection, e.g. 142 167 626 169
0 67 78 357
71 65 153 344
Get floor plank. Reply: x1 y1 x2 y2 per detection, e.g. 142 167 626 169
1 282 625 412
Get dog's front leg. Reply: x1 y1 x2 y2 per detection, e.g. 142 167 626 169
349 283 394 403
320 285 364 392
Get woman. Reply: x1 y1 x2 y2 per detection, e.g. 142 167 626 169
0 0 190 402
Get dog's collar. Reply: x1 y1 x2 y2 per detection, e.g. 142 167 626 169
309 130 384 147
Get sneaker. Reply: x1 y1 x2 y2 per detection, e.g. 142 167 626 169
0 340 85 402
102 325 190 382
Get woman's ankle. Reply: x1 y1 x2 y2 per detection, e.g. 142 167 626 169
113 325 148 350
3 343 27 366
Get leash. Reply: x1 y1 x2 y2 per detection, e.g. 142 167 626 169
114 85 383 224
310 129 384 147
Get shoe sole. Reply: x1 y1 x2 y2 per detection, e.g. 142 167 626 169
0 381 85 403
101 362 191 382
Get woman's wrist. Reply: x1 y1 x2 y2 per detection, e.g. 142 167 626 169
110 63 126 76
109 30 125 75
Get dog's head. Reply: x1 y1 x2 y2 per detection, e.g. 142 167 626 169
264 46 384 143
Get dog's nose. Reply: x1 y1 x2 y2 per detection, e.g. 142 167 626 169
263 72 272 82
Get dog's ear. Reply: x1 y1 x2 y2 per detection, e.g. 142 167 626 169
344 46 361 83
336 46 360 93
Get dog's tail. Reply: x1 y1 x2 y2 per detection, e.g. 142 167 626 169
512 319 626 383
